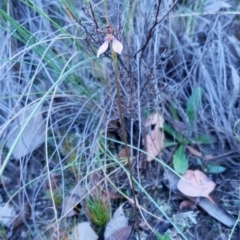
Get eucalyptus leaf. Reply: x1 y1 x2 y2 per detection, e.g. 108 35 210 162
6 103 46 159
173 145 188 174
206 164 226 174
186 87 204 123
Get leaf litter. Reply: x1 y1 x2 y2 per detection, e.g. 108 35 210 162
62 184 87 217
177 169 216 203
6 103 46 159
69 222 98 240
104 203 129 240
143 112 165 161
165 168 236 227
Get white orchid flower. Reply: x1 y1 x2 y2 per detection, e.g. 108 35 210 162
97 25 123 57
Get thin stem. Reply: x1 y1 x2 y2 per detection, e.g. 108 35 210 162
112 51 141 240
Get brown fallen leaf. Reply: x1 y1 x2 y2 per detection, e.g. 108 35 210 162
117 147 135 160
204 154 214 160
164 168 236 227
186 146 202 157
179 200 195 210
0 203 16 227
144 112 164 161
62 184 87 217
104 204 128 240
6 103 46 159
69 222 98 240
177 169 216 203
107 225 132 240
118 147 129 158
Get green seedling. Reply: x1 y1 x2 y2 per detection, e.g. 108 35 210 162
45 190 62 206
155 231 170 240
164 87 216 174
86 197 110 229
0 223 6 240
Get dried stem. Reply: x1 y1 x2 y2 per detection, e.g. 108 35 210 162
134 0 179 57
112 52 141 240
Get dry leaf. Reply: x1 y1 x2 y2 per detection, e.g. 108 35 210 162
179 200 195 210
62 185 87 217
177 170 216 203
164 168 236 227
69 222 98 240
144 113 164 161
104 204 128 240
196 198 236 227
107 225 132 240
11 202 30 232
186 146 202 157
204 154 214 160
6 103 46 159
117 147 135 159
0 203 16 227
117 147 129 158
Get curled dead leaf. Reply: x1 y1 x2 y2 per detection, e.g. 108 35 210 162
104 204 128 240
117 147 130 158
6 103 46 159
164 168 236 227
177 170 216 203
62 185 87 217
179 200 195 210
144 113 164 161
0 203 16 227
186 146 202 157
69 222 98 240
204 154 214 160
106 225 132 240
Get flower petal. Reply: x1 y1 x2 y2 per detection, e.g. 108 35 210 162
112 37 123 55
97 40 109 57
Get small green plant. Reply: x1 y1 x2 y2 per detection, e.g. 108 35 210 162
0 223 6 240
155 231 170 240
61 134 79 178
45 190 62 206
164 87 216 174
86 197 110 229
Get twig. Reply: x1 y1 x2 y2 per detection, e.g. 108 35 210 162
112 53 141 240
134 0 179 57
89 2 99 30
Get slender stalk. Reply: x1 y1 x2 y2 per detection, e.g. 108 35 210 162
112 51 140 240
103 1 139 237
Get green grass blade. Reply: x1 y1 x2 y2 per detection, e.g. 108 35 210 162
186 87 204 123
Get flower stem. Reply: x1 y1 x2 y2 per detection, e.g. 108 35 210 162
112 52 140 240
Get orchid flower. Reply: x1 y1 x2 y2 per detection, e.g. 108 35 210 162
97 25 123 58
